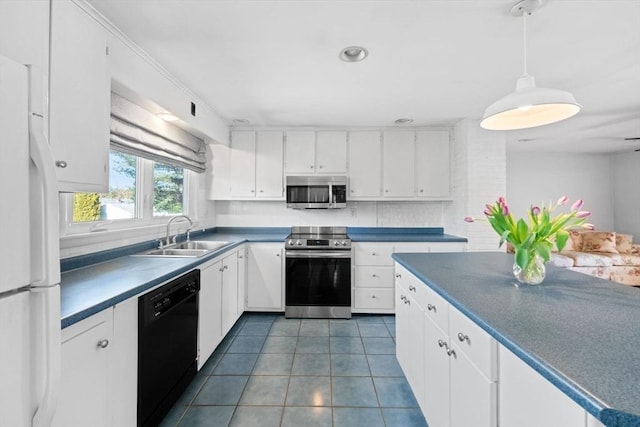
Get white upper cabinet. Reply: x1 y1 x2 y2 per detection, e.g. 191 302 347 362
230 131 257 197
416 131 450 198
316 131 347 174
255 131 284 198
49 0 110 193
348 131 381 199
382 131 415 198
285 131 315 174
206 143 231 200
285 130 347 175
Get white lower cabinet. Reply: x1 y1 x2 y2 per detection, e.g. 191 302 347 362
246 243 283 311
499 345 604 427
221 251 240 335
395 263 497 427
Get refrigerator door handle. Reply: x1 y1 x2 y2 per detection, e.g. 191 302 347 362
31 286 61 427
28 109 61 287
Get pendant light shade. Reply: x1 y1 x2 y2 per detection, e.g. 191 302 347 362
480 0 581 131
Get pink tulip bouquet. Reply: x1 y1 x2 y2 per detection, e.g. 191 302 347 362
465 196 593 271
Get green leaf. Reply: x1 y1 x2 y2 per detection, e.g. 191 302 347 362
516 219 529 243
555 229 569 251
515 248 529 269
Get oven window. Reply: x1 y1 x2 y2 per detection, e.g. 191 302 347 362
286 185 330 204
286 257 351 306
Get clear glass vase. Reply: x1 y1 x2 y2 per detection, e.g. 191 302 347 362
512 253 546 285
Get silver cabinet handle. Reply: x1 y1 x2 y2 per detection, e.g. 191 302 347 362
319 165 323 169
223 265 228 270
310 165 314 169
409 285 416 292
385 189 389 193
259 190 264 193
55 160 67 168
219 267 224 272
372 252 377 256
400 295 406 302
427 304 436 312
371 295 377 299
404 298 410 305
447 348 456 357
437 339 447 349
457 333 469 343
251 189 255 193
372 274 377 278
276 253 280 257
97 339 109 349
395 273 402 278
420 189 424 193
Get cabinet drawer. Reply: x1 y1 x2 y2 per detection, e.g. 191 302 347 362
355 266 393 288
354 243 394 266
424 285 449 333
355 288 394 310
450 305 498 381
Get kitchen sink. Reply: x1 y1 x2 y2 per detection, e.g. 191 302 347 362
135 241 231 258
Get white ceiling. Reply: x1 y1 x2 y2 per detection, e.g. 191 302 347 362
87 0 640 154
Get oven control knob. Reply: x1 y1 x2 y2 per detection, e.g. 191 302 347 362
334 240 340 246
296 240 303 246
287 239 294 246
342 241 348 246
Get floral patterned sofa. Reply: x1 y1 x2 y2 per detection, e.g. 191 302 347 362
550 230 640 287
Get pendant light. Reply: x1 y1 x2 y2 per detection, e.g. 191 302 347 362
480 0 581 131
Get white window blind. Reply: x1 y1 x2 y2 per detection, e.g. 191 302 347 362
110 93 206 173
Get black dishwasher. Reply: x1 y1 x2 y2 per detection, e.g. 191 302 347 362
138 269 200 427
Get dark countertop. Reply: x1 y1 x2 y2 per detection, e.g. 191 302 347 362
60 227 465 329
392 252 640 427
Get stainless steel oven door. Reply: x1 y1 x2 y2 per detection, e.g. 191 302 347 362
285 250 352 318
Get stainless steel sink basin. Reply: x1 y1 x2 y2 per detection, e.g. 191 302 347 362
171 241 230 251
135 241 230 258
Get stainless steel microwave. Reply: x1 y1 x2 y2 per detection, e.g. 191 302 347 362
286 176 347 209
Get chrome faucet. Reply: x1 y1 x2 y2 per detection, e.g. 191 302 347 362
163 215 193 247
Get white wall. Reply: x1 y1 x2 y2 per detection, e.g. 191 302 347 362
506 153 614 232
213 201 447 227
613 151 640 239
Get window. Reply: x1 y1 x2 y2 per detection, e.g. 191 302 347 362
70 149 187 227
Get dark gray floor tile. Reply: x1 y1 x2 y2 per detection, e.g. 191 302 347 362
330 336 364 354
329 321 360 337
358 323 391 338
367 354 404 377
252 353 294 375
174 374 207 406
192 375 248 405
227 335 266 353
382 408 428 427
333 407 385 427
238 321 272 336
374 377 420 408
362 337 396 354
291 353 331 376
229 406 283 427
331 354 370 376
158 403 187 427
227 319 245 336
216 333 236 353
177 406 235 427
243 313 278 323
382 315 396 325
386 322 397 338
355 315 385 324
281 407 332 427
198 350 224 376
239 375 290 405
262 336 298 353
296 336 329 354
299 319 329 336
331 376 378 407
285 376 331 406
213 353 259 375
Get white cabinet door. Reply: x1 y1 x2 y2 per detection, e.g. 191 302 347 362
49 0 110 193
382 131 415 198
111 298 138 427
207 143 231 200
221 251 239 335
230 131 256 197
52 309 113 427
285 131 315 174
316 131 347 173
247 244 283 311
449 349 497 427
348 131 381 198
423 314 451 427
198 260 223 370
237 246 247 316
416 131 450 198
255 131 284 198
499 345 586 427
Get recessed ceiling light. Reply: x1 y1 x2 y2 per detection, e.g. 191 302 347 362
340 46 368 62
395 118 414 125
232 119 250 125
157 112 179 122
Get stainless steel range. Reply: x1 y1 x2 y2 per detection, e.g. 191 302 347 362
285 226 352 319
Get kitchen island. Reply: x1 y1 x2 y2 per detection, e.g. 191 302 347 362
392 252 640 427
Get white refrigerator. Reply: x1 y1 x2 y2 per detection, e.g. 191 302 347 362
0 54 62 426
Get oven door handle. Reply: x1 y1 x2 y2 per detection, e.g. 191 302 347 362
285 250 352 259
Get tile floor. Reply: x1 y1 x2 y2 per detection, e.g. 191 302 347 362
160 313 428 427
